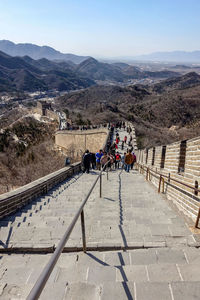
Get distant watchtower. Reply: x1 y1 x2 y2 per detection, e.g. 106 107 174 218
37 101 52 116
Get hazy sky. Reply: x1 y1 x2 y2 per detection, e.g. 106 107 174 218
0 0 200 57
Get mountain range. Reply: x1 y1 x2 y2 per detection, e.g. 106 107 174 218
0 49 181 92
131 51 200 63
0 51 95 92
0 40 90 64
1 40 200 64
75 57 179 81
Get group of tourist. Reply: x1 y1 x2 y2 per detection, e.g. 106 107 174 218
82 149 136 173
81 126 136 174
66 124 109 131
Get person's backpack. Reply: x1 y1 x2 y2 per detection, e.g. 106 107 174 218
116 154 121 161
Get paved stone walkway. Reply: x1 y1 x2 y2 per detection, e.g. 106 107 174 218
0 128 200 299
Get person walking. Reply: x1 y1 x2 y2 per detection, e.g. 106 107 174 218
100 152 108 170
116 136 120 145
95 149 103 170
125 149 134 172
90 152 96 169
82 150 91 173
107 152 114 170
115 152 121 169
121 152 126 170
110 143 116 157
131 152 137 170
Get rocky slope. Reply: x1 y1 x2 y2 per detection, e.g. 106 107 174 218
0 109 65 194
56 72 200 148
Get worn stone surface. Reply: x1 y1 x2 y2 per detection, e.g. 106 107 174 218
87 265 116 284
101 282 135 300
130 249 157 265
156 248 187 264
0 127 199 299
147 264 181 282
171 282 200 300
116 265 148 282
135 282 172 300
64 282 100 300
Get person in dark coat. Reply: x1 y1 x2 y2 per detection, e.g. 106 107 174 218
90 152 96 169
82 150 91 173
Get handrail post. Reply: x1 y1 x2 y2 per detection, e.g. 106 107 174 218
81 210 86 253
146 168 149 181
162 177 165 193
100 172 102 198
158 175 162 193
195 207 200 228
168 173 171 183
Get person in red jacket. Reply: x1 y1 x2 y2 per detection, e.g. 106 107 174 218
115 152 121 169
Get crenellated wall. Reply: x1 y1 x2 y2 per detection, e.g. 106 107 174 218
136 135 200 221
55 128 109 159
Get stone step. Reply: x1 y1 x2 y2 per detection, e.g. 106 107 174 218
1 249 200 299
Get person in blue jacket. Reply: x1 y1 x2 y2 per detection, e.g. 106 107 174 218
95 149 103 170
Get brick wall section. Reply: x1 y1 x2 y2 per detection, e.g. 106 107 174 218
55 129 109 159
154 146 162 170
136 134 200 221
148 148 153 166
164 142 180 174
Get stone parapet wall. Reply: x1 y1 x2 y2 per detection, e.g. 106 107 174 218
136 135 200 220
55 128 109 159
0 163 81 220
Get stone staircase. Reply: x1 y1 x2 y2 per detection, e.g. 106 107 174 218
0 169 194 251
0 127 200 299
1 247 200 299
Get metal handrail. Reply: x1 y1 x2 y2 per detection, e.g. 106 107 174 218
27 163 109 300
138 164 200 193
137 163 200 228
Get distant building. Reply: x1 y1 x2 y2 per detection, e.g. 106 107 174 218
36 100 72 128
37 101 52 116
